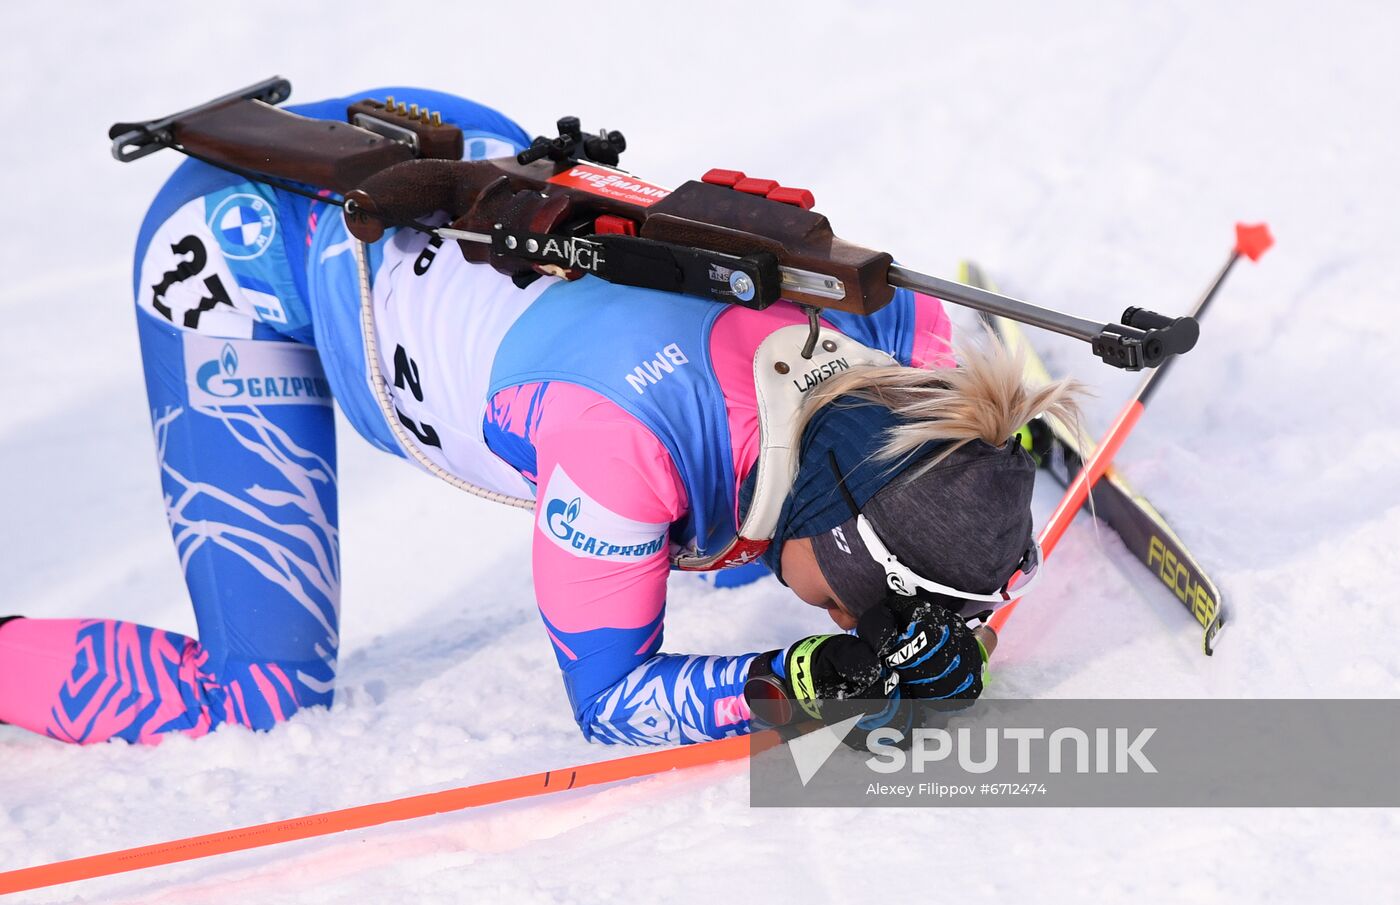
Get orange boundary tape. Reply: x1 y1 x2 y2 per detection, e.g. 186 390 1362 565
0 730 778 896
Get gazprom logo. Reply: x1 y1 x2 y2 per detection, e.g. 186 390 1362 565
544 495 665 559
537 465 670 562
549 497 583 534
195 343 244 398
185 336 333 407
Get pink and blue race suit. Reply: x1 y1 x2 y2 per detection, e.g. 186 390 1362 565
0 89 952 746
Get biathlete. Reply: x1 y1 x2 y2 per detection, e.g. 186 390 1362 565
0 88 1080 746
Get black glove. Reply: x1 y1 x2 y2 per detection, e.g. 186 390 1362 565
744 632 893 730
859 591 987 702
743 592 986 737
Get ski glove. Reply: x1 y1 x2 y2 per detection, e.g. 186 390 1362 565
860 591 988 702
743 592 987 733
744 631 893 730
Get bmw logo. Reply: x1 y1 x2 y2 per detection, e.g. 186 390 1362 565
209 193 277 260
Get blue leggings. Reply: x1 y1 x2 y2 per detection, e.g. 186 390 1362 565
0 89 528 743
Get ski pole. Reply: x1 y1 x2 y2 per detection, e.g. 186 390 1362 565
0 730 780 896
987 223 1273 637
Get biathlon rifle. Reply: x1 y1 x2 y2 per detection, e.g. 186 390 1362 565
110 76 1199 368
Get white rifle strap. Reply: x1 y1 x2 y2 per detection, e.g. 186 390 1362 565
352 238 536 511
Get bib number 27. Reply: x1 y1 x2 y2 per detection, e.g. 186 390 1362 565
391 345 442 449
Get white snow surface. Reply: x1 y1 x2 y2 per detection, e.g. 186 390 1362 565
3 2 1399 902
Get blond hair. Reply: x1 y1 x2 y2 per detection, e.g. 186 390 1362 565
797 328 1087 477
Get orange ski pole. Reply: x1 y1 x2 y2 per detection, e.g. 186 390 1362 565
988 395 1145 634
989 222 1273 636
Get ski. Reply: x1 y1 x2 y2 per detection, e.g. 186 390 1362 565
959 261 1228 654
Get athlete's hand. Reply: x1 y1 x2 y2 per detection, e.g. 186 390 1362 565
859 592 987 702
743 592 986 737
744 631 892 730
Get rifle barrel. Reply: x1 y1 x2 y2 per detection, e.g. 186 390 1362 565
887 264 1106 343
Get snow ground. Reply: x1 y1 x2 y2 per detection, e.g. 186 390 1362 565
3 1 1399 902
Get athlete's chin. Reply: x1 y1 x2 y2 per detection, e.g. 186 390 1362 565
826 607 857 631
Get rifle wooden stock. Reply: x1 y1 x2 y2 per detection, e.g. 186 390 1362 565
345 158 892 313
643 180 893 313
160 93 894 313
174 100 417 194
